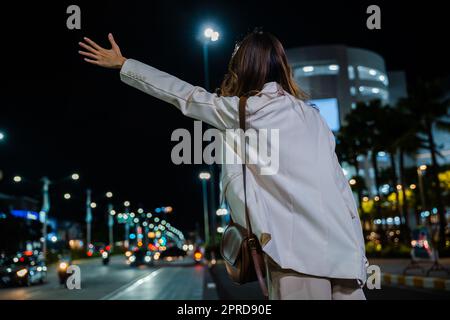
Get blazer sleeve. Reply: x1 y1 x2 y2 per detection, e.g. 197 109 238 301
120 59 239 130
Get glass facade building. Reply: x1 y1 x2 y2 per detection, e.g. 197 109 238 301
286 45 393 131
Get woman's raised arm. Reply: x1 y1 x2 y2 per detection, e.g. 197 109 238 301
78 34 239 130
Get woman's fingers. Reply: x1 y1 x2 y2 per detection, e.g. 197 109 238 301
108 33 119 50
83 37 103 51
78 50 97 60
83 58 99 65
78 41 99 54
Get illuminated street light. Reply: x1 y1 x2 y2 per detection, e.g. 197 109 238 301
71 173 80 181
410 184 417 190
110 209 116 216
211 31 219 42
13 176 22 183
106 191 113 198
0 132 5 140
64 193 71 200
349 179 357 186
419 165 427 171
137 208 144 214
199 172 211 180
90 202 97 209
216 208 228 216
204 28 213 38
124 201 130 207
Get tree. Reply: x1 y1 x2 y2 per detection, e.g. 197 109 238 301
398 79 450 250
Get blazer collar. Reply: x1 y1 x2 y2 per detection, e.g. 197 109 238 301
261 81 284 96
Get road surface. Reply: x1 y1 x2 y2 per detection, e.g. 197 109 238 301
0 255 213 300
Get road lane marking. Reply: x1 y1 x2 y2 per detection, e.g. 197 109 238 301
100 269 162 300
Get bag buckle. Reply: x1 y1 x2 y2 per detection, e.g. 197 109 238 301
248 238 257 249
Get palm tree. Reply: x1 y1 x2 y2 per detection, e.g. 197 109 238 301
336 127 367 215
398 79 450 250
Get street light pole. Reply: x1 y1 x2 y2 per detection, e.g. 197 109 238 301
199 172 211 246
86 189 92 248
202 27 220 246
202 42 210 91
40 177 51 257
417 166 427 214
108 203 114 251
124 202 130 249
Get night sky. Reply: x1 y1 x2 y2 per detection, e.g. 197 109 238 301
0 0 448 233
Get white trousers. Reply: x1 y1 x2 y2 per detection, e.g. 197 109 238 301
265 255 366 300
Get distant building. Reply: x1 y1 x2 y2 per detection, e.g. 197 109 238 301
286 45 410 195
287 45 395 131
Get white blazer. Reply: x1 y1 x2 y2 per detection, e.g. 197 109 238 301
120 59 368 284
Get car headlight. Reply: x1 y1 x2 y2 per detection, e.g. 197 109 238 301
59 262 68 270
16 269 28 277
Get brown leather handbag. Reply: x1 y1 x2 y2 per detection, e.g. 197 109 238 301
220 94 269 299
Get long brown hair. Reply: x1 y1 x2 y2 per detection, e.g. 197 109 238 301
219 30 308 99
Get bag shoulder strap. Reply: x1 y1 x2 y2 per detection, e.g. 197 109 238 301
238 95 253 239
239 94 269 299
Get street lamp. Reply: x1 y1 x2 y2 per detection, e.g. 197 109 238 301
106 191 113 198
71 173 80 181
199 172 211 245
13 176 22 183
64 193 71 200
202 26 220 91
417 165 427 213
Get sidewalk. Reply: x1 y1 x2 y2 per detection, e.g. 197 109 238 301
369 258 450 291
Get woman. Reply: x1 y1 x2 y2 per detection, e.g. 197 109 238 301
78 31 368 300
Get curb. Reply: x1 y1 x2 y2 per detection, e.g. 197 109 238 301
381 273 450 291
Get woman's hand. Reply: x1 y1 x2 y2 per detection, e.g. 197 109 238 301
78 33 126 69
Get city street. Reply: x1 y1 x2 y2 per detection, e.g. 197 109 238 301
0 256 212 300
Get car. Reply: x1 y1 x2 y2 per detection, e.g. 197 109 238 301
0 252 47 287
126 249 153 267
160 246 186 262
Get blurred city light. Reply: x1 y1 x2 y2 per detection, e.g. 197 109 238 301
110 209 116 216
216 208 228 216
0 132 5 140
124 201 130 207
13 176 22 183
211 31 219 41
419 164 427 171
71 173 80 181
90 202 97 209
106 191 113 198
199 172 211 180
204 28 213 38
64 193 71 200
